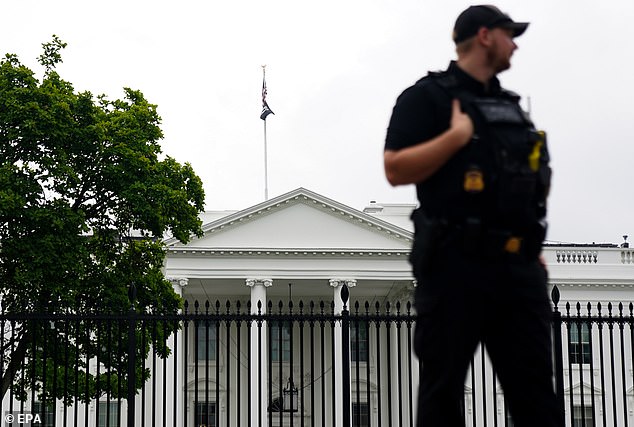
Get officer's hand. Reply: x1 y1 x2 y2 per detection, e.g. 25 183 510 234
450 99 473 147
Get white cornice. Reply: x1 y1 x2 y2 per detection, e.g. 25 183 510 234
167 247 409 258
550 280 634 288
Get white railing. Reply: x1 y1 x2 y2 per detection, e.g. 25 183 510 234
554 250 599 264
544 246 633 266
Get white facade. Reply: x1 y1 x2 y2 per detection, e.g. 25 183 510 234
164 188 416 427
164 187 634 427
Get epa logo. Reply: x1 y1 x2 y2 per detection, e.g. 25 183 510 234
4 412 42 425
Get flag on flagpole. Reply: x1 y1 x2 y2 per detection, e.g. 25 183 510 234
260 70 274 120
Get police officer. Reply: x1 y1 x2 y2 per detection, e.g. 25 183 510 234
384 5 561 427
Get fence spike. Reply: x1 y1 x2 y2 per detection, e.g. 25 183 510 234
551 285 560 307
341 284 349 309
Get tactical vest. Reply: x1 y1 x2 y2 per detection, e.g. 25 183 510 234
417 71 552 235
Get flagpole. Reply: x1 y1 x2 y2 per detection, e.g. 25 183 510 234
263 112 269 201
262 65 269 201
260 64 274 201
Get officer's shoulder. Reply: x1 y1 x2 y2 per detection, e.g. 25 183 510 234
396 70 453 103
414 70 458 90
500 88 521 103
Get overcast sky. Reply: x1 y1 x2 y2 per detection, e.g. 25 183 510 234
2 0 633 245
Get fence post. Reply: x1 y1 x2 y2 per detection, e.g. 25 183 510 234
127 283 137 427
341 284 351 427
551 285 566 425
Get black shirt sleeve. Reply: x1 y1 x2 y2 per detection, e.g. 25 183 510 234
384 79 450 152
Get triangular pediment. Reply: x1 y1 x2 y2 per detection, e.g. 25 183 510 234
564 382 601 395
166 188 412 252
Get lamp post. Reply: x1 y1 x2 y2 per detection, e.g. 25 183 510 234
283 378 298 412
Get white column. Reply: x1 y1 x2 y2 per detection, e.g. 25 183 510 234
330 279 356 314
246 278 273 425
169 277 189 427
410 280 420 425
390 317 401 426
329 278 357 427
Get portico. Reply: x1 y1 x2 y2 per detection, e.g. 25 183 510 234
163 188 416 426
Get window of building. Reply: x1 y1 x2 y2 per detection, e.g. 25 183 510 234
97 402 120 427
573 405 593 427
195 401 217 427
196 322 217 361
569 323 591 364
351 321 369 362
352 402 369 427
32 401 55 427
270 321 291 362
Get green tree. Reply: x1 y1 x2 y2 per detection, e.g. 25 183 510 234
0 36 205 401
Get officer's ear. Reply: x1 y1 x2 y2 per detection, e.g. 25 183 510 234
476 27 493 47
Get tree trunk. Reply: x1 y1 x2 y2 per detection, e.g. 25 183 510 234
1 327 30 399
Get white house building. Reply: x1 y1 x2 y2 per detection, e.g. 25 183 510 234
2 187 632 427
164 187 417 427
164 187 634 427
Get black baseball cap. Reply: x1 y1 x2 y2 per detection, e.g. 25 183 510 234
453 5 529 43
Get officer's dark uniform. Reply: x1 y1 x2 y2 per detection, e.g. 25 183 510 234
385 61 561 427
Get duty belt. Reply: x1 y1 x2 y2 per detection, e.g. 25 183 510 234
453 221 542 260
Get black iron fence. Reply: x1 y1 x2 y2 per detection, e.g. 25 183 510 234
551 287 634 427
1 286 633 427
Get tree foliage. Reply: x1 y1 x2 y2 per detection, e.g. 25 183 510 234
0 36 205 401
